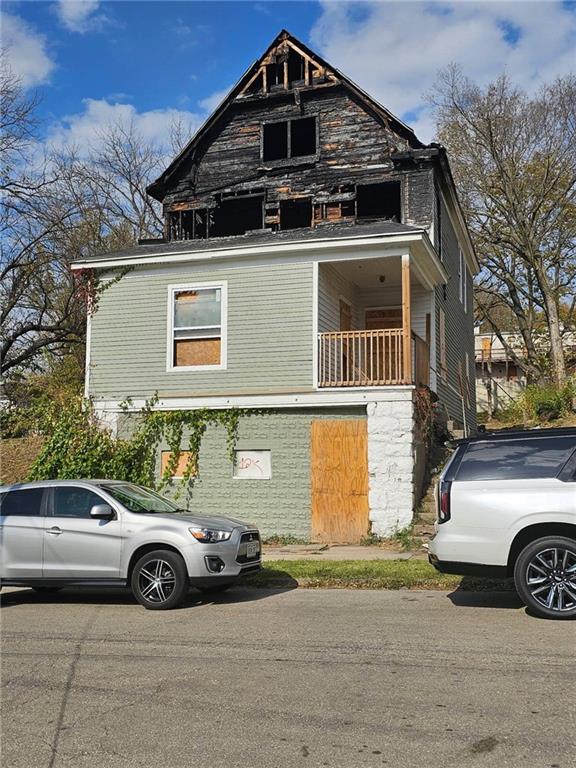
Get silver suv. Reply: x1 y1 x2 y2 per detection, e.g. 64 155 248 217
429 427 576 619
0 480 261 610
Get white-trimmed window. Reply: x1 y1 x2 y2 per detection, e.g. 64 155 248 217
167 283 227 371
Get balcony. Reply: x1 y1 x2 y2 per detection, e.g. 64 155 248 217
318 329 430 387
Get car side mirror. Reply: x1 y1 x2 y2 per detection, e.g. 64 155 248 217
90 503 115 520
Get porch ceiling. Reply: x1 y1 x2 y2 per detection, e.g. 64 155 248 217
330 256 408 289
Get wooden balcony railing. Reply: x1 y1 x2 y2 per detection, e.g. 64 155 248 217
318 329 430 388
318 329 405 387
412 332 430 387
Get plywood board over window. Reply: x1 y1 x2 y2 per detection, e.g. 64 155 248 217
161 451 197 479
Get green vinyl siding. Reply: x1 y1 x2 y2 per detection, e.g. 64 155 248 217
152 406 366 539
89 261 314 399
434 194 476 429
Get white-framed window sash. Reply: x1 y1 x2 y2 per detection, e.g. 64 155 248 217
166 282 228 372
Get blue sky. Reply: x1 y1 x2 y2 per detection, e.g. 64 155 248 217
3 1 576 149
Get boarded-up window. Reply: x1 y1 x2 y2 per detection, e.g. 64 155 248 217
171 286 224 368
439 308 447 381
161 451 197 479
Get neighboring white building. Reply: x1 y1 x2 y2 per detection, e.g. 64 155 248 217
475 329 576 414
475 330 525 414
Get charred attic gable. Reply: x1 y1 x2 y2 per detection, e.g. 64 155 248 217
147 30 436 241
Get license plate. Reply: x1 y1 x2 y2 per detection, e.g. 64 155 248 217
245 541 260 558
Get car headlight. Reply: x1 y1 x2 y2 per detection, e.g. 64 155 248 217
189 527 232 543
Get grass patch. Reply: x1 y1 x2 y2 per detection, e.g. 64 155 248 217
262 534 310 546
246 559 515 591
389 525 421 552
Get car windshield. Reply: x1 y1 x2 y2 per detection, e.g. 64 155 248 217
100 483 186 514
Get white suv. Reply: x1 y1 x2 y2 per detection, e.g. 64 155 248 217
429 428 576 619
0 480 261 609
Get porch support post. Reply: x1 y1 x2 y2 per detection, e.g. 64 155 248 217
401 253 412 384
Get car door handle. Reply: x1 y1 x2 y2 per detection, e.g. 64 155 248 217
46 527 63 535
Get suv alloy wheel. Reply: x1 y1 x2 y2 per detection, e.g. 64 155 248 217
514 536 576 619
131 549 189 610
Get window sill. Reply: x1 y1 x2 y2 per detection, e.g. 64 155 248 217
167 364 227 373
258 154 319 170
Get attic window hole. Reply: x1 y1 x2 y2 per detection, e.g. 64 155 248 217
356 181 402 222
262 117 316 162
280 199 312 230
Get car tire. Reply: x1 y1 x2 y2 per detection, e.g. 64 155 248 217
32 586 63 594
131 549 189 610
514 536 576 619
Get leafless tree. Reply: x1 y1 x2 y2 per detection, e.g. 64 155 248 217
429 67 576 386
0 62 87 378
1 64 187 381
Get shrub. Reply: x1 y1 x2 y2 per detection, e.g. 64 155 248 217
510 381 575 423
21 395 250 494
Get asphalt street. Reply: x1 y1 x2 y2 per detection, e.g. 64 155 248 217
1 585 575 768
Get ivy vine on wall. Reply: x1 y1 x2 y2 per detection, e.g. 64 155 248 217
27 395 253 494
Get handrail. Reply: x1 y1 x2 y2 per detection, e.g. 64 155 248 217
411 332 430 387
318 329 405 387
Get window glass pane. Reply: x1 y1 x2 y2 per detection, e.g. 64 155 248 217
101 483 179 513
456 437 576 481
52 487 105 518
174 289 221 329
0 488 43 516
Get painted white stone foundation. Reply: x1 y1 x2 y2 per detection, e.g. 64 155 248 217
94 407 119 437
367 392 415 537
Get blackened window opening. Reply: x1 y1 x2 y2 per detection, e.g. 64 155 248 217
356 181 402 221
211 196 263 237
291 117 316 157
266 63 283 89
169 197 263 241
280 199 312 230
287 49 305 85
262 117 316 161
263 121 288 161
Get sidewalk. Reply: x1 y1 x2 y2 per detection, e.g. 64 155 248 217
262 543 427 561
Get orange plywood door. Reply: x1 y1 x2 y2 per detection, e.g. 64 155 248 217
311 419 369 543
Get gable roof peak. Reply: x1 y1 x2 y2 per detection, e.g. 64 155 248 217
147 29 425 201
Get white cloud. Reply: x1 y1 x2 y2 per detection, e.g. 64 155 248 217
1 12 55 88
311 1 576 143
47 98 205 156
54 0 106 34
198 86 233 113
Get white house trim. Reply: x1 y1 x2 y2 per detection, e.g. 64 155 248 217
92 386 415 414
70 231 447 284
312 261 319 390
84 309 92 399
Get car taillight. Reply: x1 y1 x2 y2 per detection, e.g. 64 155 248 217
438 480 452 523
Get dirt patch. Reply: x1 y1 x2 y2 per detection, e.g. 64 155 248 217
1 437 44 485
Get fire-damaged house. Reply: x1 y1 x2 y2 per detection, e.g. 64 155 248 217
72 31 478 542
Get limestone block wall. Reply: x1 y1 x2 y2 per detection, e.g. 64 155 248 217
367 391 416 536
